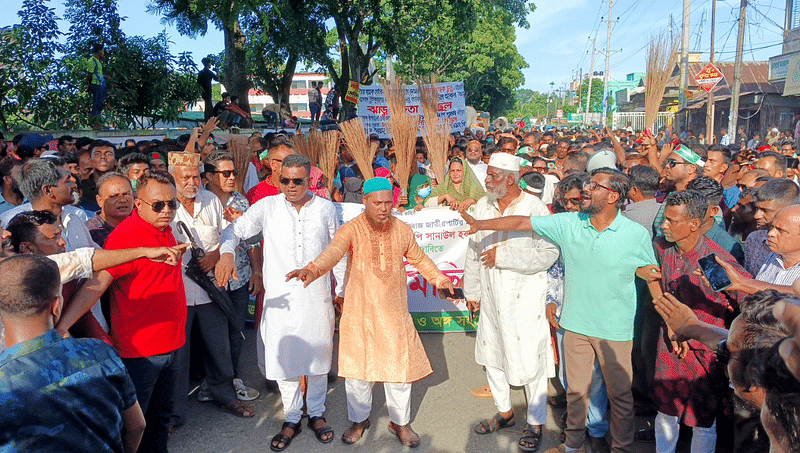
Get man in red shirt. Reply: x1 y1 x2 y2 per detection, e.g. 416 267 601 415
55 171 187 453
246 136 296 205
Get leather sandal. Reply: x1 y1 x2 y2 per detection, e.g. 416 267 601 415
519 424 542 452
474 412 516 434
388 421 421 448
308 416 334 444
218 400 255 418
341 419 370 444
270 421 301 452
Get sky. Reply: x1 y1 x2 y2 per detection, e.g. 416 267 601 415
3 0 789 94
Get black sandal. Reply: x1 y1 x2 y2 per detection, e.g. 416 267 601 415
270 421 302 452
518 424 542 452
474 412 516 434
308 416 334 444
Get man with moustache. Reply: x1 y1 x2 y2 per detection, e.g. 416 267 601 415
743 179 799 276
85 173 134 247
168 150 254 425
464 153 559 453
0 158 23 215
217 154 345 451
283 178 456 449
462 168 659 453
80 140 118 214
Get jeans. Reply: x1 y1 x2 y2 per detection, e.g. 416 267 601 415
557 328 610 437
310 104 321 123
655 412 716 453
89 83 106 116
227 284 250 378
122 352 177 453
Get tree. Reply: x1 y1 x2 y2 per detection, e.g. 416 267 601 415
579 77 605 114
64 0 125 56
148 0 252 109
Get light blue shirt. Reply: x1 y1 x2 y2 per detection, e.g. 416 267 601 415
530 211 657 341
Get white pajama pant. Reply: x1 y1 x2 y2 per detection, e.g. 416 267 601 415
485 365 548 426
276 374 328 424
655 412 716 453
345 378 412 426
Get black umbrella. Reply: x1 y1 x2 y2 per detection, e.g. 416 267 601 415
177 221 240 332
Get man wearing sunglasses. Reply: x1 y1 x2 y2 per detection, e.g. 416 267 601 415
246 136 297 205
217 154 346 451
462 168 660 453
653 144 705 237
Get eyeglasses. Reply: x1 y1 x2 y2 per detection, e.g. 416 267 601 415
583 181 615 193
563 197 582 205
139 198 179 212
665 158 689 168
279 177 307 186
714 339 732 366
208 169 238 178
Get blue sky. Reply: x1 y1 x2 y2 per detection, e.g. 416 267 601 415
3 0 788 94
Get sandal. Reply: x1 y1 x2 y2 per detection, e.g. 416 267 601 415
474 412 516 434
518 424 542 452
388 421 421 448
270 421 302 452
342 419 370 444
219 400 255 418
308 416 334 444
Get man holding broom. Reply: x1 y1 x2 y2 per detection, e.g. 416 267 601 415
282 177 456 448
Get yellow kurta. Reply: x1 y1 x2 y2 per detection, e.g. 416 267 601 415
309 213 449 383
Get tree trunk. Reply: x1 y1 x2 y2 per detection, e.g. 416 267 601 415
222 19 250 113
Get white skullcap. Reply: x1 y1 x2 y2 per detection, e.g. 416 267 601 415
586 150 618 174
488 153 521 172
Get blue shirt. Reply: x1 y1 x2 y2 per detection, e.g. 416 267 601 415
530 211 657 341
0 330 137 452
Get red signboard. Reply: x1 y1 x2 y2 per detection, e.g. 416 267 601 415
694 63 724 93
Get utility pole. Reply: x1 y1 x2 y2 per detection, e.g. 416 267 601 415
602 0 613 127
728 0 746 139
706 0 716 143
578 67 583 114
680 0 690 133
586 37 597 125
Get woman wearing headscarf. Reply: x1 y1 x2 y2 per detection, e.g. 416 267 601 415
424 157 485 211
308 166 331 200
401 174 431 212
374 167 403 207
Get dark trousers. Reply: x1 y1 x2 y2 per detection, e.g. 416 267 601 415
227 285 250 378
89 83 106 116
172 303 237 426
203 96 213 121
123 352 177 453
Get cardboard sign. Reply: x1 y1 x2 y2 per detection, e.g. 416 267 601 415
344 80 360 104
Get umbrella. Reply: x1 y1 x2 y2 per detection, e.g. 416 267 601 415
177 221 241 333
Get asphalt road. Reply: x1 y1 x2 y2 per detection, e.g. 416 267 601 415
169 330 660 453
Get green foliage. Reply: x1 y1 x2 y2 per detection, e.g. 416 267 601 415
64 0 125 56
579 78 605 113
105 33 202 128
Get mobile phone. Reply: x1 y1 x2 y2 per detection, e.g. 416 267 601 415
438 287 465 300
698 253 732 292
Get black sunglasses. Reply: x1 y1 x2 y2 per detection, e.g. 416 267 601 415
208 169 238 178
665 158 689 168
279 177 307 186
140 198 179 212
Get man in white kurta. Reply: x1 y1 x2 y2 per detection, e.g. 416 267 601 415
464 153 559 451
218 154 345 448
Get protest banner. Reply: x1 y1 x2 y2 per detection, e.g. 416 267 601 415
334 203 474 332
355 82 468 139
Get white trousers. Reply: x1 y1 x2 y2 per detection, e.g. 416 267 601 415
655 412 716 453
276 375 328 423
485 365 548 426
345 378 412 426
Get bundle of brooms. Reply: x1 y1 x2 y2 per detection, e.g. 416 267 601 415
382 78 419 191
339 118 377 180
318 131 340 194
226 137 252 194
417 77 450 185
644 32 678 132
291 131 324 167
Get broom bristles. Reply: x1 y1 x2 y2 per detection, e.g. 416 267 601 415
645 31 679 131
340 118 376 180
319 131 340 194
227 137 252 194
381 78 419 190
417 77 451 184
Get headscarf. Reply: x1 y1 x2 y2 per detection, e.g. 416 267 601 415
429 157 485 203
374 167 401 206
309 166 330 199
342 177 363 203
404 174 431 209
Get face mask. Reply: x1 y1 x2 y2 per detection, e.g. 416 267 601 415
130 179 138 191
417 186 432 198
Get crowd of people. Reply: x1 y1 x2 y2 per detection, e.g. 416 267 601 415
1 116 800 453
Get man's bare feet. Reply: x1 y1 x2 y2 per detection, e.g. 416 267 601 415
341 419 370 444
388 421 421 448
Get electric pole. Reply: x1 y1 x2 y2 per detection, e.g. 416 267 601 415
602 0 613 127
728 0 746 139
586 37 597 126
680 0 690 133
706 0 716 143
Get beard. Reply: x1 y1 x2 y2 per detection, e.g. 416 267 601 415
10 181 23 199
486 183 508 201
179 185 199 199
580 202 601 216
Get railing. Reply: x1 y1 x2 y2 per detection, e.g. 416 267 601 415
612 112 674 132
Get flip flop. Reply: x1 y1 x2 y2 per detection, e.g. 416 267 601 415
474 412 516 434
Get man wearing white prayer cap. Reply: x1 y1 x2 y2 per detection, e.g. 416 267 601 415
465 150 559 452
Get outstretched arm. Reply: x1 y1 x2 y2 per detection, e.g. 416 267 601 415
461 212 533 233
92 245 189 271
55 270 114 335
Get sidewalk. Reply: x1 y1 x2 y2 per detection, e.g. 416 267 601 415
170 330 658 453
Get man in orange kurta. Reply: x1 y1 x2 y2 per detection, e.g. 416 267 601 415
287 178 454 448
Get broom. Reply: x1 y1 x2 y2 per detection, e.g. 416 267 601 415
319 131 340 194
227 137 252 194
339 118 376 180
382 78 419 191
644 32 679 132
417 77 450 184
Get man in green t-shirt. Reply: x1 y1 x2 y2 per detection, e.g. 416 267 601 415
85 43 106 129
